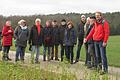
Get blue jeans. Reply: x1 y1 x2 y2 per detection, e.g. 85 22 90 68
94 41 108 72
31 46 40 62
43 46 52 61
15 46 25 61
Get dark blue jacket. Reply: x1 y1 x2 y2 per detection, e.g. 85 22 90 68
64 27 77 46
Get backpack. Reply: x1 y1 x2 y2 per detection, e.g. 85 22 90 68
102 20 105 28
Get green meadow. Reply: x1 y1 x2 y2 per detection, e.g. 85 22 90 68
10 35 120 67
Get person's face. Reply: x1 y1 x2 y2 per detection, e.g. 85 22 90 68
46 21 50 27
68 24 72 29
81 17 86 22
95 13 102 21
86 19 90 24
36 21 40 26
61 21 66 25
21 22 26 27
90 19 95 25
6 21 11 26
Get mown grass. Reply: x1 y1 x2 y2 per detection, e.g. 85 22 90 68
10 35 120 67
0 61 77 80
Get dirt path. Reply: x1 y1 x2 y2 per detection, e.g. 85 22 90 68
0 51 120 80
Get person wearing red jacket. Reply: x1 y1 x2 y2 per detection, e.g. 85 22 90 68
84 12 110 74
2 21 14 61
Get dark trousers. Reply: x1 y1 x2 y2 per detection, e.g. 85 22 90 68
51 45 59 60
87 43 96 67
94 41 108 72
84 43 88 65
0 40 2 51
2 46 10 58
15 46 25 61
60 44 67 61
76 40 83 61
65 46 74 63
43 46 52 61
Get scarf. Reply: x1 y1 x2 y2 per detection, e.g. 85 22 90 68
20 25 27 30
36 25 41 35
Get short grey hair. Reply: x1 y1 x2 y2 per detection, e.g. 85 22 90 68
35 18 41 23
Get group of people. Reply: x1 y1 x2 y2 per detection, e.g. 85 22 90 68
0 11 110 74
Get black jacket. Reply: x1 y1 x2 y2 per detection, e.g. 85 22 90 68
77 21 86 41
29 25 43 46
52 26 60 45
0 31 2 40
59 25 67 44
43 26 53 47
85 24 94 44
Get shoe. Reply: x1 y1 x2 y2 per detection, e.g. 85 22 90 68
43 59 46 61
15 58 19 62
55 58 59 61
99 70 108 75
35 61 40 64
51 57 53 60
2 56 8 61
7 57 12 61
74 60 78 64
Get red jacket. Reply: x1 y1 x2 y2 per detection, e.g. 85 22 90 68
86 19 110 43
2 25 14 46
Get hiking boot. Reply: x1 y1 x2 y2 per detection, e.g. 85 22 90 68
55 58 59 61
7 57 12 61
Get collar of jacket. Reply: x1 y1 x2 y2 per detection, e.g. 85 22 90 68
96 18 104 24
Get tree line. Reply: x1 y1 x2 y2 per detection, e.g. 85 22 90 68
0 12 120 35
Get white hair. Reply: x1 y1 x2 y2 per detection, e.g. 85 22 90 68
87 17 90 21
18 19 26 25
81 15 86 19
35 18 41 23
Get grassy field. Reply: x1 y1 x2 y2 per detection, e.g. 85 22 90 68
10 35 120 67
0 61 77 80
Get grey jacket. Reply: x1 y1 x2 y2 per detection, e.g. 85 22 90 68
14 26 29 47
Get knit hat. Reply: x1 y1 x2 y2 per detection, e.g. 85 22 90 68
90 16 96 19
61 19 66 22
